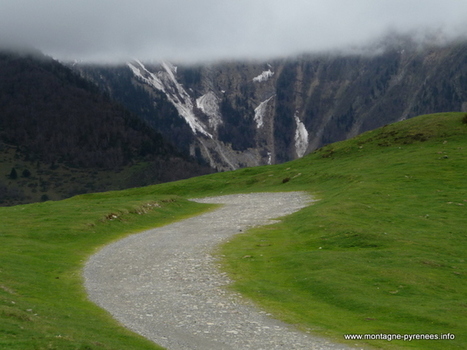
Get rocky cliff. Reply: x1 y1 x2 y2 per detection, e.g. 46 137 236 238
75 39 467 171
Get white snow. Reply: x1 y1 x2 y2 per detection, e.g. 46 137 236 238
127 60 212 138
253 96 274 128
127 60 165 91
253 69 274 83
161 61 178 82
294 113 309 158
196 91 222 130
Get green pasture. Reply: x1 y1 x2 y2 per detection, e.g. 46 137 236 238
1 112 466 349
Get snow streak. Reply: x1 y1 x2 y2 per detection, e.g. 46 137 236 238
253 69 274 83
254 96 274 128
294 113 309 158
196 91 222 130
127 60 212 138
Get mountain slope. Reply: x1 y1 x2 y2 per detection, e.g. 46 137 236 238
74 39 467 170
0 50 211 205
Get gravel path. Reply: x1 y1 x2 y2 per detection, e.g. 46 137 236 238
84 192 357 350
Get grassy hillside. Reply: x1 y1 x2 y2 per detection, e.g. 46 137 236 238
0 112 466 349
218 112 467 349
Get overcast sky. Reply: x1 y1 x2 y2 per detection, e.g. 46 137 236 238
1 0 467 63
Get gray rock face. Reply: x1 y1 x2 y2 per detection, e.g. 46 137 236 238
75 40 467 170
84 192 357 350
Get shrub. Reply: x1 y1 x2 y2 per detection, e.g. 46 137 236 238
22 169 31 178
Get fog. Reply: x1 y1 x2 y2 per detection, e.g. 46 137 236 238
1 0 467 63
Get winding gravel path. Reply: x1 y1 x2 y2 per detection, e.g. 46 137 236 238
84 192 356 350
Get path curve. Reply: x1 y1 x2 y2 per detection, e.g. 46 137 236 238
84 192 355 350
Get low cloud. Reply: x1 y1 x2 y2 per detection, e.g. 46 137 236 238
1 0 467 63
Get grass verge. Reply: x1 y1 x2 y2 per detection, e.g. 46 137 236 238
0 191 215 350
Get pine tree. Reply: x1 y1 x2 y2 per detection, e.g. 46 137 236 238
9 167 18 180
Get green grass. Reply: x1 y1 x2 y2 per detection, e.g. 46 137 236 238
218 112 467 349
1 112 466 349
0 192 216 350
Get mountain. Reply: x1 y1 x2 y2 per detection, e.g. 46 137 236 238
74 38 467 170
0 50 211 205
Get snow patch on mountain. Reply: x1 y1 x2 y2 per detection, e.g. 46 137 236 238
127 60 212 138
294 113 309 158
127 60 165 91
254 96 274 128
253 69 274 83
196 91 222 130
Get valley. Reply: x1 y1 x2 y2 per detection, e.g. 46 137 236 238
4 39 467 205
1 3 466 350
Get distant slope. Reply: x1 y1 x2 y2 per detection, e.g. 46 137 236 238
0 50 211 206
74 38 467 170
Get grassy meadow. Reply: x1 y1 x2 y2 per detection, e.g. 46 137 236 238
1 112 466 349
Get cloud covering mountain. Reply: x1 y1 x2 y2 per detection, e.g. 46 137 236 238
1 0 467 63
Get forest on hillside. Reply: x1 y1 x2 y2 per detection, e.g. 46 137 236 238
0 51 174 168
0 50 212 205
